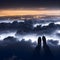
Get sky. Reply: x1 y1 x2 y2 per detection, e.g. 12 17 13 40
1 9 60 16
0 0 60 17
0 0 60 8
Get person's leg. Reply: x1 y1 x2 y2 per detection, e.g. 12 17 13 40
42 36 53 60
42 36 46 46
32 37 41 60
38 37 41 46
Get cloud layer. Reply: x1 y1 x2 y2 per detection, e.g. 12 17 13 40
0 18 60 60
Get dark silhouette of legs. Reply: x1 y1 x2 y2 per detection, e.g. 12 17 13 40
42 36 52 53
32 36 53 60
42 36 53 60
42 36 46 46
35 37 41 54
32 37 41 60
38 37 41 46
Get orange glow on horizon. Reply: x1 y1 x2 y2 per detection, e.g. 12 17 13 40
0 9 60 17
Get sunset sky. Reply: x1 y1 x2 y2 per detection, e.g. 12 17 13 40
0 9 60 17
0 0 60 17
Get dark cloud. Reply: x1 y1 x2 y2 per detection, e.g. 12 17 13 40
0 36 18 46
47 40 59 46
0 36 35 60
3 36 18 42
0 36 60 60
34 23 57 35
0 17 60 60
0 20 60 35
56 33 60 37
